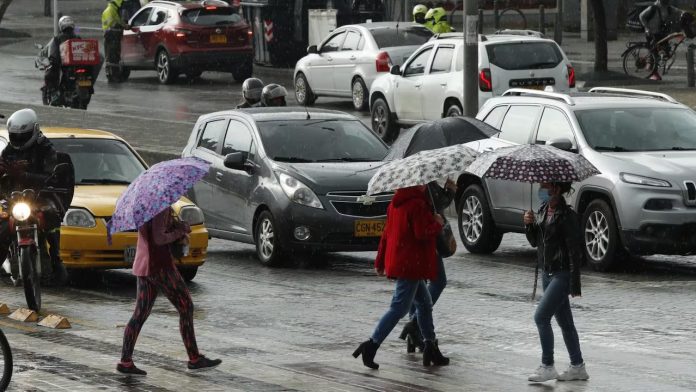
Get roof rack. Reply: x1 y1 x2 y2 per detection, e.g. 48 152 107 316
431 32 463 40
587 87 678 103
502 88 575 105
493 29 545 38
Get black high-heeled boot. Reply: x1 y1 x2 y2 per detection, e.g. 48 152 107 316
422 340 450 367
398 319 424 353
352 339 380 369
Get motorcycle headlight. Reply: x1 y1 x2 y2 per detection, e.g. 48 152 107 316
277 173 323 209
179 205 205 226
62 208 96 228
620 173 671 188
12 203 31 222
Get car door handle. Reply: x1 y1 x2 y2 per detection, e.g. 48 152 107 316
215 172 223 181
440 83 447 87
415 83 422 88
326 57 333 62
349 56 357 60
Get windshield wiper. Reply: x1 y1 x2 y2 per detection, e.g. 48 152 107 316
316 157 380 162
272 157 314 163
78 178 131 185
525 61 559 69
593 146 631 152
669 146 696 151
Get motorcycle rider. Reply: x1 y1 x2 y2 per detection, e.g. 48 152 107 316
639 0 685 80
102 0 128 83
412 4 429 25
254 84 288 107
44 16 79 106
236 78 264 109
0 109 71 285
425 7 454 34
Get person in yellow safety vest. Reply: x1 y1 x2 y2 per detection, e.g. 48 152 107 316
425 7 454 34
413 4 429 24
102 0 128 83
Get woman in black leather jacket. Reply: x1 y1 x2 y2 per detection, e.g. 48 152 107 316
523 182 589 383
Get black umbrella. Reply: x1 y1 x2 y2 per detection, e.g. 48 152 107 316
384 117 499 161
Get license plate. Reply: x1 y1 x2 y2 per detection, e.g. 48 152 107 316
78 80 92 87
124 246 136 264
354 219 385 237
210 34 227 44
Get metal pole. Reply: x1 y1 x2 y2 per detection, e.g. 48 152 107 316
688 44 695 87
53 0 59 36
463 0 479 116
44 0 51 17
493 0 499 31
554 0 564 44
478 9 483 34
539 5 545 35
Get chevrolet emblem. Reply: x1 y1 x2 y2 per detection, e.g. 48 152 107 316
357 195 376 205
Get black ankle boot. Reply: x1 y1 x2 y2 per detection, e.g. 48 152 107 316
398 319 424 353
422 340 449 367
352 339 380 369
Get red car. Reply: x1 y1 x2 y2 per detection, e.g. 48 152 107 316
119 0 253 84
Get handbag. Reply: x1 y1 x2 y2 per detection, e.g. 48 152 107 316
168 210 188 261
436 217 457 258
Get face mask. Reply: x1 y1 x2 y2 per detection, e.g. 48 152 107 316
538 187 551 204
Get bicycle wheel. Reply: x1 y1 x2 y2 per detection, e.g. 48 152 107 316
622 44 657 78
0 329 13 391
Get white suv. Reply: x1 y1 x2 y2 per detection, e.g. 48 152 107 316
369 31 575 142
455 88 696 271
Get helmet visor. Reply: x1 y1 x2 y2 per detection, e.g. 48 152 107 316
10 132 33 148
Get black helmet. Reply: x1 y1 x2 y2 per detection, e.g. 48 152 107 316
7 108 40 150
261 84 288 107
681 12 695 38
242 77 264 104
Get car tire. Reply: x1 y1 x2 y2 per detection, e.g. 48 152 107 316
177 266 198 282
351 77 368 111
232 61 253 82
457 184 503 254
255 211 284 267
582 199 621 271
295 72 316 105
445 101 462 117
371 97 398 143
156 49 178 84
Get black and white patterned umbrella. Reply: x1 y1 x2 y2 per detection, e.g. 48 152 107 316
367 144 479 195
467 144 600 183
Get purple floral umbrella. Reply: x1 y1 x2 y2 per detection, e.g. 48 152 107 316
106 157 210 243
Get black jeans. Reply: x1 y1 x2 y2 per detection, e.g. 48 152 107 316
104 29 123 76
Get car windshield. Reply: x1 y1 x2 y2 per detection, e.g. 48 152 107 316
576 107 696 152
182 7 242 26
486 41 563 70
51 139 147 185
370 26 432 48
257 119 388 163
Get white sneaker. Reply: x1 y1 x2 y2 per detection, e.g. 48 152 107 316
528 365 559 382
557 363 589 381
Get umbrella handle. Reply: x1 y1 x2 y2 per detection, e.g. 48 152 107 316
427 185 437 214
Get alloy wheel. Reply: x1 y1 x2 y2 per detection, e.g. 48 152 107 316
157 52 169 83
461 196 483 243
259 218 275 260
372 105 388 138
352 80 365 109
585 211 609 261
295 76 306 104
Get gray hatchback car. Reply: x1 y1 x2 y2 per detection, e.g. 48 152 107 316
455 87 696 271
182 108 391 266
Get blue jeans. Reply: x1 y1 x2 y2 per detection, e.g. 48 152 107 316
408 255 446 320
534 271 584 366
371 279 435 344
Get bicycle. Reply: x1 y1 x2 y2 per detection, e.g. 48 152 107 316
622 30 688 78
0 327 12 391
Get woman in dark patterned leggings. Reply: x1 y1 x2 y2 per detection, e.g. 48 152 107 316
117 208 221 375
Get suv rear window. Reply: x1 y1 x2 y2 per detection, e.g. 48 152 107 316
182 7 242 26
370 26 432 48
486 41 563 70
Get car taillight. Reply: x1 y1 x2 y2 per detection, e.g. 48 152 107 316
479 68 492 92
76 68 87 74
375 51 392 73
248 29 253 42
205 6 217 10
175 29 193 38
567 64 576 88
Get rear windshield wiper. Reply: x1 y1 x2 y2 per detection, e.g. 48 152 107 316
272 157 314 163
79 178 131 185
593 146 631 152
525 61 559 69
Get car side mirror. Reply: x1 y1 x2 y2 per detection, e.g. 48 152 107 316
308 45 318 54
390 65 401 75
546 137 574 151
223 152 246 170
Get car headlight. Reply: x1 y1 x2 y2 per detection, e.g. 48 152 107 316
277 173 323 209
620 173 671 188
62 208 96 228
179 205 205 226
11 203 31 222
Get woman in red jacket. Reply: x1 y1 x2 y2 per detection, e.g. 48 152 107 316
352 185 450 369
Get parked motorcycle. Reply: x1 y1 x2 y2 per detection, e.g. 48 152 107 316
1 163 71 311
34 43 95 110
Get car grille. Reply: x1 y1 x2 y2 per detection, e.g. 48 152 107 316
323 233 382 245
685 181 696 206
326 191 392 218
102 218 138 232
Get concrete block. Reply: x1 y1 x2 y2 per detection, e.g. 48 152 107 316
9 308 38 322
38 314 71 329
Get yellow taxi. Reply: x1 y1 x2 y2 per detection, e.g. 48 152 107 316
0 127 208 281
